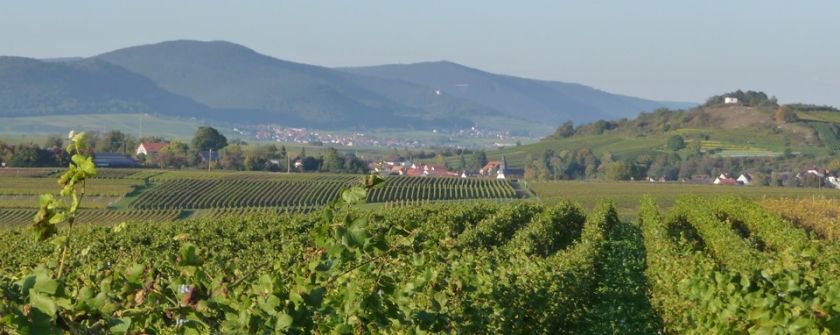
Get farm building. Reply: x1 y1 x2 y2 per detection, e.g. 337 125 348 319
136 142 169 156
724 97 739 104
93 153 139 168
198 150 220 162
714 173 738 185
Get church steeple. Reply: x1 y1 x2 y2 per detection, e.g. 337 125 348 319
500 155 508 173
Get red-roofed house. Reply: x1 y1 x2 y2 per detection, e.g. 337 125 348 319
480 161 501 176
136 142 170 156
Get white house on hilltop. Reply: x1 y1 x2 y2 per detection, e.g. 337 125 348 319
724 97 739 104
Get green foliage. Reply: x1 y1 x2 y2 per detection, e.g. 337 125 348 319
705 90 778 107
640 196 840 333
550 120 576 139
603 161 631 181
666 134 686 151
34 131 97 241
191 126 228 151
1 173 623 333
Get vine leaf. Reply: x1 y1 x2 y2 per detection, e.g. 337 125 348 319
276 313 294 330
108 317 132 334
29 290 57 318
341 186 367 205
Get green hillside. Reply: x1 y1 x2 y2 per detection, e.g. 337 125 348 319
452 94 840 179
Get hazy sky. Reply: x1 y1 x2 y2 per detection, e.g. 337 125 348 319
3 1 839 106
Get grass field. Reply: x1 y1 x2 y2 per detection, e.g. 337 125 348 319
797 111 840 123
0 113 214 141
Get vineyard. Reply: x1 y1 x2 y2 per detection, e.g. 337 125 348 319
640 196 840 333
366 176 516 203
2 193 839 333
0 208 183 228
0 169 522 226
128 175 518 210
1 161 839 332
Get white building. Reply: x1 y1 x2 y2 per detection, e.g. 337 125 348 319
724 97 739 104
827 176 840 189
737 174 752 185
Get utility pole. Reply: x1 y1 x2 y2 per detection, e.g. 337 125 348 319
287 154 291 174
208 148 212 172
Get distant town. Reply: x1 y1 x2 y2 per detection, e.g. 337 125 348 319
248 125 524 149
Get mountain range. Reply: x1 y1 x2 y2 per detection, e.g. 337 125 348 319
0 40 694 134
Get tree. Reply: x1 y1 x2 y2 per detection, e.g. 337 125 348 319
301 156 320 171
434 153 447 168
467 151 488 172
156 141 189 168
321 148 345 172
44 134 64 149
192 127 228 151
688 139 703 156
9 145 53 167
342 153 368 173
604 161 631 181
456 154 467 171
95 130 132 154
666 135 686 151
830 159 840 175
221 146 244 170
551 121 575 138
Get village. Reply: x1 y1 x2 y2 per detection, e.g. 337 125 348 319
250 125 519 149
370 156 524 179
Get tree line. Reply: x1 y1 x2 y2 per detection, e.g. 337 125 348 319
0 127 367 174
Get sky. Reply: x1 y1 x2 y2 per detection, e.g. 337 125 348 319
3 0 839 106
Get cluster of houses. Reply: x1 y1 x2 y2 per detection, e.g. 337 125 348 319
372 156 523 179
645 168 840 189
712 173 754 186
373 161 461 178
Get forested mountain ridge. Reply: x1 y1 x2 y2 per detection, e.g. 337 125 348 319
2 40 694 133
341 61 695 125
0 56 212 118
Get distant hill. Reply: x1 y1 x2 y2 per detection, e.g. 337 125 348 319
0 56 212 118
468 96 840 167
1 39 698 133
340 61 695 125
95 40 490 130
